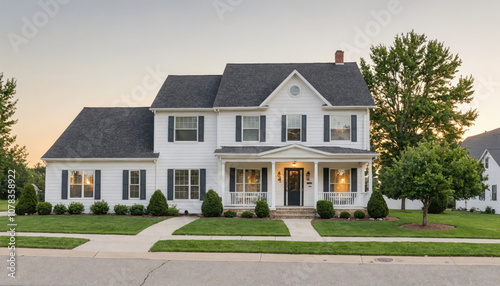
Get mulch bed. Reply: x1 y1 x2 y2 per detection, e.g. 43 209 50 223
400 223 455 230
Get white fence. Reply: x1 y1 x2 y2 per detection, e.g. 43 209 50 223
225 192 269 207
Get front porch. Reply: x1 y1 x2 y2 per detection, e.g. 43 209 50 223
215 144 377 210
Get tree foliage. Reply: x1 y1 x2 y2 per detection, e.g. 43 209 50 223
360 31 477 184
379 141 486 225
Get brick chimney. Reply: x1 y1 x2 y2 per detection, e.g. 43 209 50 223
335 50 344 65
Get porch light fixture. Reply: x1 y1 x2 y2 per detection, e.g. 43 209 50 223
277 172 282 183
306 171 310 181
292 161 296 167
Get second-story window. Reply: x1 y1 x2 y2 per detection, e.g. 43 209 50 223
287 115 301 141
485 157 489 169
175 116 197 141
331 115 351 140
243 116 259 141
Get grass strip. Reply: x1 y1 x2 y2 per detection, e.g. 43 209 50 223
0 236 89 249
173 218 290 236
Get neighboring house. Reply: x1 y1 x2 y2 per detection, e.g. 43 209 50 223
42 51 379 213
456 128 500 213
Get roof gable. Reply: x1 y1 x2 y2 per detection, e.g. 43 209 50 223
462 127 500 163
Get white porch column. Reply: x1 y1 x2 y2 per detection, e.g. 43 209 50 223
221 161 226 207
368 159 373 194
271 161 276 210
313 161 319 208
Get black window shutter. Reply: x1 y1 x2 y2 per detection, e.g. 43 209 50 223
229 168 236 192
235 115 242 142
140 170 146 200
281 115 287 142
262 168 268 192
260 115 266 142
351 168 357 193
122 170 129 200
324 115 330 142
301 115 307 142
351 115 357 142
94 170 101 200
323 168 329 192
168 116 174 142
61 170 68 199
198 116 204 142
167 169 174 200
200 169 206 200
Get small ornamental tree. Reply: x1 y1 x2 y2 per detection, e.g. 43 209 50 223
147 190 168 216
367 190 389 219
201 189 223 217
380 141 487 226
15 184 38 215
255 200 270 218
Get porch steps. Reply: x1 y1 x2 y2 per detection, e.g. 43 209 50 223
273 207 317 219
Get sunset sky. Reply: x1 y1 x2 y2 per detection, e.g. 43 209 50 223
1 0 499 166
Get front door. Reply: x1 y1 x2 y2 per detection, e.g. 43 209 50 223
285 168 303 206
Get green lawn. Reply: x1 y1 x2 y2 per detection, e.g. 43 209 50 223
150 240 500 257
0 236 89 249
0 200 9 211
0 216 166 235
173 219 290 236
313 210 500 238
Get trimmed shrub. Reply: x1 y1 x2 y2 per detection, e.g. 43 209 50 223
37 191 45 202
255 200 270 218
354 210 366 219
447 197 456 209
428 194 447 214
166 205 180 216
36 202 52 215
130 204 145 216
485 206 495 214
147 190 168 216
68 202 84 214
241 211 254 218
53 204 67 215
90 201 109 215
201 189 223 217
224 210 237 218
340 211 351 219
113 204 129 215
15 184 38 215
367 190 389 218
470 207 476 213
316 200 334 219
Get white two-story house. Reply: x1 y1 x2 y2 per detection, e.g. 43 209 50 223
42 51 379 214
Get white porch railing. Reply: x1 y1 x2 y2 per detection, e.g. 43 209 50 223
319 192 369 207
225 192 269 207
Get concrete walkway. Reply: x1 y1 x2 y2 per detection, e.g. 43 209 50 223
282 219 323 241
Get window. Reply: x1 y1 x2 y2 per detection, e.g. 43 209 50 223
479 190 486 201
129 170 140 199
492 185 497 201
287 115 301 141
331 115 351 140
174 169 199 199
329 169 350 192
289 85 301 97
70 170 94 198
236 169 261 192
485 157 489 169
243 116 259 141
175 117 197 141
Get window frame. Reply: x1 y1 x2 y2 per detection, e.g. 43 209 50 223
329 169 351 193
174 116 198 142
330 115 351 141
242 116 260 142
69 170 94 199
236 168 262 193
492 185 497 201
129 170 140 199
174 169 200 200
485 157 489 169
286 115 302 142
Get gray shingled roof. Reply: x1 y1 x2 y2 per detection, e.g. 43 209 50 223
213 63 375 107
151 75 222 108
462 127 500 164
42 107 158 159
214 145 377 155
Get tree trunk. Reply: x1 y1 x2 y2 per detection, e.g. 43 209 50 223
401 198 406 210
422 202 430 226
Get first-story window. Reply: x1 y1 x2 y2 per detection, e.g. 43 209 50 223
331 115 351 140
70 170 94 198
479 190 486 201
236 169 261 192
175 116 197 141
492 185 497 201
174 169 199 199
330 169 350 192
243 116 259 141
129 170 140 199
287 115 301 141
